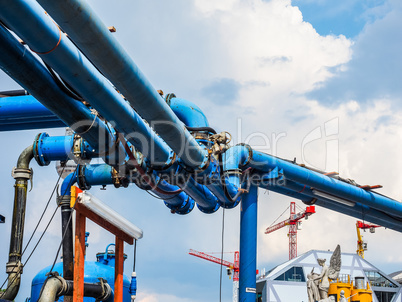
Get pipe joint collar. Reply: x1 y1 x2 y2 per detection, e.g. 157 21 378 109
77 165 91 190
97 278 112 301
11 167 33 180
33 132 50 166
57 195 71 207
6 261 23 274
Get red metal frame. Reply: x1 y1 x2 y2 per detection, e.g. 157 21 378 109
71 186 135 302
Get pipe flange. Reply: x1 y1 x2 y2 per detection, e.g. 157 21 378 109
224 169 242 175
96 279 112 301
77 165 91 190
33 132 50 166
165 93 176 106
11 167 33 180
238 143 253 167
57 195 71 209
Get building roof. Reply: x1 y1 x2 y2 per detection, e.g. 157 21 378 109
257 249 402 302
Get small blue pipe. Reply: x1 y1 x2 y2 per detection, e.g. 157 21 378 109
239 184 258 302
61 170 78 196
0 0 172 167
167 97 209 128
33 133 98 166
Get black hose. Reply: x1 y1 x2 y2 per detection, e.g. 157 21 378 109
0 90 29 97
186 126 217 134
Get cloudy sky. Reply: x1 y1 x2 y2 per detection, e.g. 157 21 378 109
1 0 402 301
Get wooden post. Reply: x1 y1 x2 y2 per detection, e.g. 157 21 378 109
114 237 124 302
73 212 86 302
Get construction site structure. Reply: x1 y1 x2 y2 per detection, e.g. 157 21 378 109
356 220 381 258
265 202 315 260
189 249 240 302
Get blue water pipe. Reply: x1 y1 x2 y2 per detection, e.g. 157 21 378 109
60 164 195 215
224 145 402 224
265 179 402 231
0 0 173 168
0 25 126 166
239 183 258 302
36 0 209 169
0 2 242 210
167 97 210 128
0 96 64 131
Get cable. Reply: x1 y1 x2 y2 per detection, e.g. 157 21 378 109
269 205 290 227
133 239 137 272
219 207 225 302
0 163 74 296
186 126 217 134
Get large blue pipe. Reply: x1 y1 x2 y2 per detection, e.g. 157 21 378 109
265 179 402 232
0 24 123 164
239 184 258 302
224 145 402 220
0 0 172 168
0 96 65 131
36 0 209 169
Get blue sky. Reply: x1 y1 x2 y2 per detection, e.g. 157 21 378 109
1 0 402 302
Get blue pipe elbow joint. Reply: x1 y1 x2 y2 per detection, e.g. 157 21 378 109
164 198 195 215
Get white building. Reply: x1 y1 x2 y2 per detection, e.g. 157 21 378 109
256 250 402 302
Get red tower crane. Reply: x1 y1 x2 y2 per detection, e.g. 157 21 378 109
189 249 240 302
265 202 315 260
189 249 240 280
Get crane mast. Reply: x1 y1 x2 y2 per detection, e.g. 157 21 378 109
265 202 315 260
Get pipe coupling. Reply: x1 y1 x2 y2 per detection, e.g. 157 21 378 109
6 261 23 274
57 195 71 207
96 278 112 301
11 167 33 180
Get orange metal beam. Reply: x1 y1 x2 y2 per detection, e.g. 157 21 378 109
73 212 86 302
114 237 124 302
74 202 133 245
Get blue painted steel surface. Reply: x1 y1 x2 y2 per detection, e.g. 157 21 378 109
248 149 402 219
36 0 209 169
181 176 220 214
60 165 195 214
223 145 402 231
33 133 97 166
0 96 65 131
168 98 210 128
30 260 130 302
0 0 172 168
239 184 258 302
0 25 123 162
